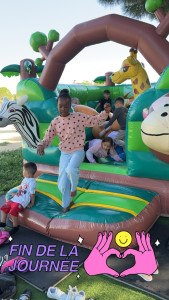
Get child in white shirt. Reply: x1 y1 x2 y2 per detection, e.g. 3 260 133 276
0 162 37 235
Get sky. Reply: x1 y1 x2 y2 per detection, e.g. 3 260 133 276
0 0 165 94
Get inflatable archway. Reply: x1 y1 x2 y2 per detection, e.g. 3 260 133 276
39 14 169 90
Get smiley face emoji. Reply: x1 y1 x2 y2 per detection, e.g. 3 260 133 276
115 231 132 247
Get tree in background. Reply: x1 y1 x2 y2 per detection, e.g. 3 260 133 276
81 80 93 85
97 0 169 19
0 87 14 106
0 30 59 81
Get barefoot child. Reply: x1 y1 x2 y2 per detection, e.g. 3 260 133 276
0 162 37 235
37 89 109 213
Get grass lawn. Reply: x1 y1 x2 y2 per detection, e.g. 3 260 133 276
0 148 23 195
56 267 161 300
14 267 160 300
0 142 9 146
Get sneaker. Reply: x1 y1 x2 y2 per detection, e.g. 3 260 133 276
74 290 85 300
18 289 32 300
66 286 78 300
47 287 67 300
138 274 153 281
153 259 159 274
153 269 159 275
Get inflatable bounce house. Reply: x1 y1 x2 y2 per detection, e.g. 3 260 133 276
1 0 169 252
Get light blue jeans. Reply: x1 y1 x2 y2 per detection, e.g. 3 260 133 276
57 150 85 208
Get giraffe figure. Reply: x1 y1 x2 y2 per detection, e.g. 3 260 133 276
111 48 151 99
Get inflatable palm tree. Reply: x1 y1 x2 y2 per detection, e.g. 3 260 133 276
0 30 59 81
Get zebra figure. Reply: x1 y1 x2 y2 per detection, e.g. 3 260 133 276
0 95 40 149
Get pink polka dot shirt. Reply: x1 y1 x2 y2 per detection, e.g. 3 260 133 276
38 111 108 153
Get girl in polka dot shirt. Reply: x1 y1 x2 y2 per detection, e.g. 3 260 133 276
37 89 109 213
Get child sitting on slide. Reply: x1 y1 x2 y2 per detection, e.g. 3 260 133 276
84 137 122 163
0 162 37 235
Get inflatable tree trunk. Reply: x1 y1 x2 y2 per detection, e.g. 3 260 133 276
20 59 37 80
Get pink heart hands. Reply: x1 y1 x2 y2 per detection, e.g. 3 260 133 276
84 231 157 278
120 231 157 277
84 231 121 277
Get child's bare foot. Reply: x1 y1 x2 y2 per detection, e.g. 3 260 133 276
69 201 74 208
62 207 69 213
61 201 74 213
71 190 77 197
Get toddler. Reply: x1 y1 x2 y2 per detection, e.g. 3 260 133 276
0 162 37 235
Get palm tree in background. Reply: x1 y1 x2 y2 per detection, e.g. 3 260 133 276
97 0 169 19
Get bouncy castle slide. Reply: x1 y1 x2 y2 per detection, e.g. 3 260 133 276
1 12 169 251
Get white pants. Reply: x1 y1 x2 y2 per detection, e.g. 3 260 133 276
57 150 84 208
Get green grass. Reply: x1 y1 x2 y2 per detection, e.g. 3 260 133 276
0 142 9 146
56 267 160 300
13 267 160 300
0 148 23 195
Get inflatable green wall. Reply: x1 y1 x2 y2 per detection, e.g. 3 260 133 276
16 66 169 181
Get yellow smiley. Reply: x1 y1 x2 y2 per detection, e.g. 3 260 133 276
115 231 132 247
